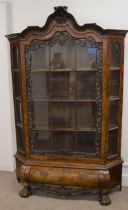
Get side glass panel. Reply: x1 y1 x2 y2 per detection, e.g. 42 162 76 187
26 32 102 158
110 43 120 67
11 45 24 153
109 71 120 97
109 100 119 129
108 129 118 156
108 42 120 157
16 126 24 152
12 46 19 70
13 72 21 97
16 100 23 124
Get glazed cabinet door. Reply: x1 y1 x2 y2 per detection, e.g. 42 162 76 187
11 44 24 154
25 32 103 159
108 40 123 157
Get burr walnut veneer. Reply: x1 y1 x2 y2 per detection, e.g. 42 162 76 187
6 6 127 205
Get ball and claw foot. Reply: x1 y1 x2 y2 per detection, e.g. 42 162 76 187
19 187 32 198
99 194 111 205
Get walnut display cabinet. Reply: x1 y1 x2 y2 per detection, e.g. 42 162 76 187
6 6 127 205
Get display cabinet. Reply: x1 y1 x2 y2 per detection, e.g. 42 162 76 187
6 6 127 205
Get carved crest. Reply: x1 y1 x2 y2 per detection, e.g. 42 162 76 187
54 6 68 24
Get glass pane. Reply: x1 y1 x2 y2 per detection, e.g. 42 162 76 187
31 72 50 99
17 126 24 152
31 131 52 151
109 101 119 128
109 71 120 97
26 33 102 158
31 131 98 156
12 46 19 70
51 72 75 100
76 132 96 154
31 131 75 154
111 43 120 67
51 102 75 129
76 46 97 70
16 100 22 123
52 131 75 151
31 46 49 70
77 72 97 99
108 42 120 157
33 102 49 128
77 102 97 129
13 72 21 97
108 129 118 156
51 40 75 70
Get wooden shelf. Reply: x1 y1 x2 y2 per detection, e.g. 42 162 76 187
77 128 96 132
51 68 74 72
33 127 74 131
33 125 118 132
109 96 120 101
32 99 96 102
110 67 120 71
77 99 96 102
31 68 74 72
76 67 97 71
109 125 118 131
32 127 96 132
31 68 49 72
31 67 97 72
108 154 119 160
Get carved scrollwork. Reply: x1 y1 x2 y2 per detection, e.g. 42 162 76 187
25 31 103 158
76 37 96 48
25 47 35 150
31 183 99 196
50 31 71 46
95 43 102 155
29 32 96 49
31 149 97 158
28 40 48 50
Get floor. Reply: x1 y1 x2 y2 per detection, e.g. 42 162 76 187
0 171 128 210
